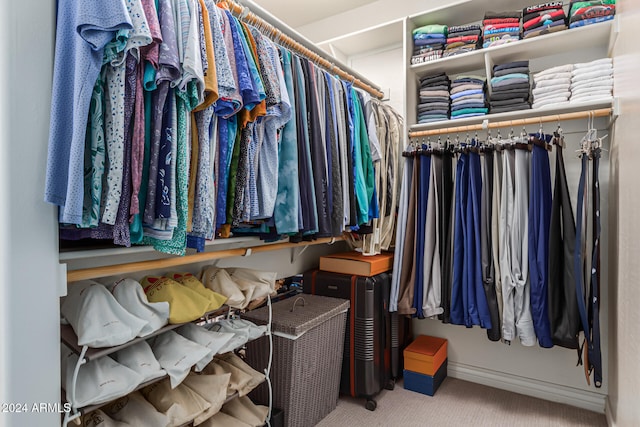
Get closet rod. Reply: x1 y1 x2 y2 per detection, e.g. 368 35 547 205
219 0 385 99
408 108 612 138
66 237 342 282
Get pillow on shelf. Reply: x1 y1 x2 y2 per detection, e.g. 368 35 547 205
201 268 246 308
226 267 277 301
182 371 231 425
61 280 148 347
103 391 169 427
168 272 228 312
215 353 265 397
213 318 267 342
61 344 144 408
202 360 253 398
176 323 235 372
141 276 211 324
221 396 269 427
149 331 211 388
110 278 170 336
199 411 252 427
113 341 166 383
82 409 132 427
141 378 211 427
205 323 248 355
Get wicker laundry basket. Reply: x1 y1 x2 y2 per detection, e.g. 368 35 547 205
243 294 349 427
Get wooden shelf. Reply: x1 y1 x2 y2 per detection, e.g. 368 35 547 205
410 20 614 78
409 99 614 133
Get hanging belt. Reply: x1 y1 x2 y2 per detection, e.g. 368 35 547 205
573 147 603 388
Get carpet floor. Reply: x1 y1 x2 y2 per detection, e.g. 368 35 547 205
316 377 606 426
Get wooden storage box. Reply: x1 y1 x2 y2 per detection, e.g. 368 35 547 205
319 251 393 277
403 335 447 376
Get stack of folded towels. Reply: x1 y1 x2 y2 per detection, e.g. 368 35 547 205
444 24 482 57
532 64 573 109
570 57 613 103
489 61 531 113
522 1 567 39
483 11 522 48
569 0 616 29
412 24 447 65
450 75 487 119
417 72 451 123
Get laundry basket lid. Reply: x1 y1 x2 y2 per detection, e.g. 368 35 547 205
242 294 349 337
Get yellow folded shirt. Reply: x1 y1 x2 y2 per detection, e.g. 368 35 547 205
141 276 211 324
169 272 228 313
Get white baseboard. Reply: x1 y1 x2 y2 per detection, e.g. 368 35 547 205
447 361 606 414
605 396 616 426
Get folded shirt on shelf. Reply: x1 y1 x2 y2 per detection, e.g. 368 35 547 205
534 76 572 87
523 9 566 30
485 10 523 20
451 83 485 95
418 115 449 124
413 24 448 35
451 102 487 111
483 36 520 48
569 2 616 24
411 52 443 65
494 67 530 77
490 103 531 113
490 97 531 106
452 94 486 104
533 91 571 102
532 83 572 96
574 57 612 69
569 15 615 28
534 63 574 78
533 97 572 109
523 21 567 38
571 79 613 90
443 46 477 57
490 91 530 102
492 82 532 92
451 113 488 119
420 89 450 97
451 107 488 116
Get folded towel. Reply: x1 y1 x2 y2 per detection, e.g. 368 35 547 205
574 58 612 69
533 98 571 109
532 83 571 96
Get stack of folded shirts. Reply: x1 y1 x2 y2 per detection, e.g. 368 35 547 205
532 63 573 109
483 11 522 48
489 61 531 113
570 58 613 103
450 75 487 119
569 1 616 29
522 2 567 39
444 24 482 57
412 24 447 65
417 72 451 123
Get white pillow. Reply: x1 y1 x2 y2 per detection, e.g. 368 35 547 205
61 281 148 347
176 323 235 372
199 411 252 427
150 331 211 388
104 391 169 427
142 379 211 427
113 341 166 383
183 372 231 425
110 278 170 336
221 396 269 427
214 319 267 342
61 345 144 408
201 268 245 308
226 268 277 301
82 409 132 427
205 323 248 354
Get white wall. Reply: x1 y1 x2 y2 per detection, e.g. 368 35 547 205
0 1 60 426
348 47 404 114
609 1 640 425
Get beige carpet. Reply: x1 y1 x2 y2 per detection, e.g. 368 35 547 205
316 378 606 427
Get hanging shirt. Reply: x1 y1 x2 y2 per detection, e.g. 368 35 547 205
179 0 205 103
193 0 218 110
45 0 132 225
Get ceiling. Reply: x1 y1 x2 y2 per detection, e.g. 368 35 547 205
252 0 378 28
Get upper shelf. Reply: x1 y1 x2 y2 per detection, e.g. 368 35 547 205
317 18 404 58
410 19 615 78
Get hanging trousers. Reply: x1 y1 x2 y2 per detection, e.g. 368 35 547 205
439 151 454 323
548 143 579 349
481 150 501 341
491 149 504 335
390 153 412 312
397 156 419 315
529 141 554 348
414 153 431 318
468 149 492 329
423 154 443 317
500 149 536 345
574 149 603 387
450 152 468 325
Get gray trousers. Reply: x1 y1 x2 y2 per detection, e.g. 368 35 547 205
500 149 536 346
